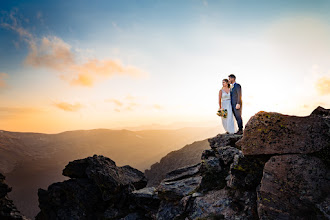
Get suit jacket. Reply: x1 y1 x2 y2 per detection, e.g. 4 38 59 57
230 83 242 106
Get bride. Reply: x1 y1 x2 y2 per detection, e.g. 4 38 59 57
218 79 237 134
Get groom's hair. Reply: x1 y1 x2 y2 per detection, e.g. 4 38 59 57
228 74 236 79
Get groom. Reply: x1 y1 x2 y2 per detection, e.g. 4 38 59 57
228 74 243 134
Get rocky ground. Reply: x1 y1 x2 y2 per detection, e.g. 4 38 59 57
2 106 329 219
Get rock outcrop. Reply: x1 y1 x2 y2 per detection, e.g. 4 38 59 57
36 155 148 219
36 106 330 219
145 139 210 187
0 173 28 220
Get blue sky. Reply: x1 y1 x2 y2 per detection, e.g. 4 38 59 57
0 0 330 132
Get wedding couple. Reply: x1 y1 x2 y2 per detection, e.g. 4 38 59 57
218 74 243 135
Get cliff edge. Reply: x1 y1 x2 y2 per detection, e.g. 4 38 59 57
35 106 330 219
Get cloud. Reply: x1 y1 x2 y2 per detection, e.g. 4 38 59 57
105 97 141 112
0 9 34 45
53 102 83 112
25 36 75 71
1 10 148 87
67 59 147 87
105 98 123 106
315 76 330 95
0 73 9 88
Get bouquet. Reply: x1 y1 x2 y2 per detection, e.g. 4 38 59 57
217 109 228 118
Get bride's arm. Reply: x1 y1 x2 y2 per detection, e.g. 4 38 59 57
218 89 222 109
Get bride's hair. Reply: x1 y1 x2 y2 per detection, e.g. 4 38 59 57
222 79 230 88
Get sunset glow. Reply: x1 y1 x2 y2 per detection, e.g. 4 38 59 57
1 0 329 133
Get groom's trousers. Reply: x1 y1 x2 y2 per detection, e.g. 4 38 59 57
232 106 243 131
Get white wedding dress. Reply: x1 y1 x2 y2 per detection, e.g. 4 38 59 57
220 89 238 134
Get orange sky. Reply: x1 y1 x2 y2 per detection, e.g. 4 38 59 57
0 1 329 133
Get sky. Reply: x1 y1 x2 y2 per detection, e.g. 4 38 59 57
0 0 329 133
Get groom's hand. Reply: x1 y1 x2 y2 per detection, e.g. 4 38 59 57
236 104 240 110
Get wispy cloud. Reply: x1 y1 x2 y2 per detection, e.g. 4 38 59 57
0 10 148 87
25 36 75 71
105 96 141 112
53 101 83 112
315 76 330 95
0 72 9 88
105 98 124 106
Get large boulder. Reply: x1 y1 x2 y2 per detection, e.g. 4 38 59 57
237 109 330 155
36 155 147 220
62 155 147 201
257 154 330 219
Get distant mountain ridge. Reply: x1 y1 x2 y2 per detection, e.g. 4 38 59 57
32 106 330 219
0 126 221 219
145 139 210 187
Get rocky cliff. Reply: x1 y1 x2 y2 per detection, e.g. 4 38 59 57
0 173 28 220
35 106 330 219
145 139 210 187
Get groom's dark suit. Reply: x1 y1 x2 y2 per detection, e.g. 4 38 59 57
230 82 243 131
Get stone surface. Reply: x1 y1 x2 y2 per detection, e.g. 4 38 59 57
237 110 330 155
162 163 201 183
187 188 258 220
145 139 210 187
62 155 147 201
157 176 202 201
216 146 242 165
227 154 269 190
36 155 148 220
131 187 160 215
0 173 28 220
208 134 242 149
257 154 330 219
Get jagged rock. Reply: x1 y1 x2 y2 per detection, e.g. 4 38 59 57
157 176 202 201
237 110 330 155
201 149 216 160
62 155 147 201
316 196 330 218
156 163 202 201
215 146 242 165
257 154 330 219
156 200 185 220
208 134 243 149
0 173 28 220
36 155 148 220
200 156 226 191
311 106 330 117
119 212 145 220
162 163 201 183
131 187 160 215
187 188 258 219
145 139 210 187
227 154 269 190
0 173 11 198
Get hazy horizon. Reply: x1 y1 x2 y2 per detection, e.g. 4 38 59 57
1 0 330 133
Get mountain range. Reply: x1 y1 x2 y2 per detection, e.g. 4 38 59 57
0 126 222 218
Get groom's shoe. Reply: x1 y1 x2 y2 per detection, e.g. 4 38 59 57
235 130 243 135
